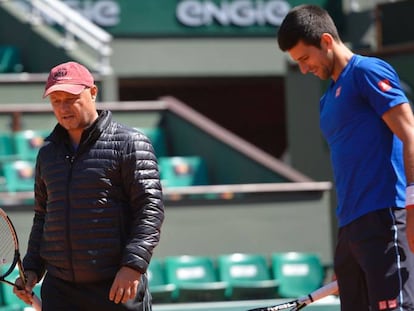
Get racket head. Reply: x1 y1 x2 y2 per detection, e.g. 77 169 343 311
0 208 21 280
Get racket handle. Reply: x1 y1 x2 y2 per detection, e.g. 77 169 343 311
32 293 42 311
310 281 338 301
298 280 338 305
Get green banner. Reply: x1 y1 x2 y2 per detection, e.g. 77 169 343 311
60 0 338 37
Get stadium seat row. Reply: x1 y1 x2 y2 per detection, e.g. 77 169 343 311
0 127 209 193
0 252 327 308
147 252 326 304
0 127 169 161
0 155 209 194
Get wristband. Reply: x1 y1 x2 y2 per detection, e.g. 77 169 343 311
406 185 414 207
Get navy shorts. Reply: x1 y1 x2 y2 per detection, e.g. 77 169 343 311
334 208 414 311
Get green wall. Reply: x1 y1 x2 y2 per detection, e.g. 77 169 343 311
5 187 334 266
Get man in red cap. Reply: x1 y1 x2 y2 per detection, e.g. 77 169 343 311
14 61 164 311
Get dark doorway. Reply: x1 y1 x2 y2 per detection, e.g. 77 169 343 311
119 77 286 158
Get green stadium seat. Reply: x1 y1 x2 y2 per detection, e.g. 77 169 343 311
136 127 168 157
164 255 227 302
13 130 49 161
0 132 17 161
0 45 23 73
158 156 209 188
147 258 176 303
271 252 325 298
218 253 279 300
2 160 35 193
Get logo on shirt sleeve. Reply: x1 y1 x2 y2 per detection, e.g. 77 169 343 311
378 79 392 92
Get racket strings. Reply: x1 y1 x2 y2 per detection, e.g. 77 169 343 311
0 215 17 275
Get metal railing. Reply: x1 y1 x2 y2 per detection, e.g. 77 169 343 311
31 0 112 74
0 0 113 74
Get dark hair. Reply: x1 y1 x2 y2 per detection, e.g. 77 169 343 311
277 5 340 51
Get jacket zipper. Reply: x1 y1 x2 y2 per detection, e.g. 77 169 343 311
65 154 75 281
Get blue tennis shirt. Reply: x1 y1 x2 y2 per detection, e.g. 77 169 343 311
320 55 408 227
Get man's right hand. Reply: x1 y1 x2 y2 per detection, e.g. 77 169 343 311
12 270 38 305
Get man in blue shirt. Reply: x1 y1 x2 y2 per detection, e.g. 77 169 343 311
278 4 414 311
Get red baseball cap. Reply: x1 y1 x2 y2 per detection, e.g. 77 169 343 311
43 61 94 98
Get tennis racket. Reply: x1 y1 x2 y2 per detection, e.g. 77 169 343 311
0 208 42 311
247 280 338 311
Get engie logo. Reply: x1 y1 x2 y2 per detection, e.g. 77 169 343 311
176 0 291 27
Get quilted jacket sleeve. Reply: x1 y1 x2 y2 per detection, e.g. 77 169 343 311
23 157 47 280
120 132 164 273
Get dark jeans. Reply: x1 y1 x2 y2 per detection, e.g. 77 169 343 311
41 272 152 311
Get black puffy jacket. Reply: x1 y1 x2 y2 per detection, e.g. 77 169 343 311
23 110 164 283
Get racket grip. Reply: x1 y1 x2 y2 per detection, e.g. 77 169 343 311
309 281 338 301
32 293 42 311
